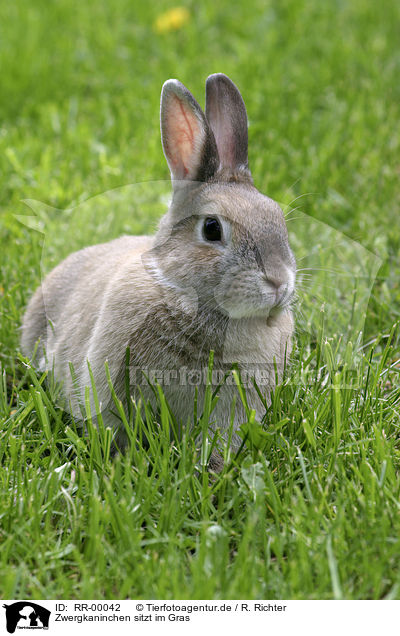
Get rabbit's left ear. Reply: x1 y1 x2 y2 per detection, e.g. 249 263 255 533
205 73 249 174
161 79 219 183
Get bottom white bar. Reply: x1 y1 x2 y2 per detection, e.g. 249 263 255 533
1 600 397 635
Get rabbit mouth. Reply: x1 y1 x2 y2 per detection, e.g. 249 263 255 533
269 302 291 318
216 299 285 320
217 286 295 319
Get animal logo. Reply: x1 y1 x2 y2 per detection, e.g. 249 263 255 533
2 602 51 633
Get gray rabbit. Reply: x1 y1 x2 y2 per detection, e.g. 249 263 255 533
21 74 296 467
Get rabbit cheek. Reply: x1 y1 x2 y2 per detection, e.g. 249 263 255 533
188 246 224 289
214 271 267 319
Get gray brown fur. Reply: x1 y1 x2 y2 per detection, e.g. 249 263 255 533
21 74 296 460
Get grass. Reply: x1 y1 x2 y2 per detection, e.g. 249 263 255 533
1 0 400 599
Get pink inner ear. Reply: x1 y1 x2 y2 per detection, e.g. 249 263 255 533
166 95 202 178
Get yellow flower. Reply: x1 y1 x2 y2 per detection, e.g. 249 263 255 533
154 7 190 34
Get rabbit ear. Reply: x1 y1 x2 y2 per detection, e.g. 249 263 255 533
205 73 249 173
161 79 219 182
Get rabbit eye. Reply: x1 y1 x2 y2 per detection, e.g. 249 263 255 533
202 217 222 242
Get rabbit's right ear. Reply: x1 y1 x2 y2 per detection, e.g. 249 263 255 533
161 80 219 183
205 73 249 175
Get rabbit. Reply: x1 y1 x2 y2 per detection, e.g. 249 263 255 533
21 73 296 468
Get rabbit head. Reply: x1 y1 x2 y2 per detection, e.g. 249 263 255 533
149 73 296 321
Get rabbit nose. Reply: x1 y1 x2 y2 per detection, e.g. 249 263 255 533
264 275 287 303
266 275 284 289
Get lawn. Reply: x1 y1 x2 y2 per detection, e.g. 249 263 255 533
0 0 400 599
